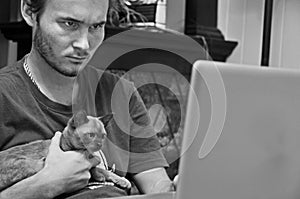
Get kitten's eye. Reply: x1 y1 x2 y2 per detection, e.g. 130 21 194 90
87 133 96 138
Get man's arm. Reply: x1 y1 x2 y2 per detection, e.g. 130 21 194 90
0 132 99 199
0 170 58 199
132 167 175 194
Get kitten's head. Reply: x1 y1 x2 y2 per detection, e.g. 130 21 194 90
62 110 113 152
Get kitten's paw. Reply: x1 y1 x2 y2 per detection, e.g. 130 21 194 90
92 167 131 189
90 167 106 182
106 174 131 189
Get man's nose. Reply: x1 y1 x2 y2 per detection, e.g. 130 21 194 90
72 30 90 51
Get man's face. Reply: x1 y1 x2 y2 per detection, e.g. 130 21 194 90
33 0 108 77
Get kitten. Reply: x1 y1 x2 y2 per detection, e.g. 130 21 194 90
0 111 131 192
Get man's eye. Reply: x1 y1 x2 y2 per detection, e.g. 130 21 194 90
90 24 103 31
64 21 78 29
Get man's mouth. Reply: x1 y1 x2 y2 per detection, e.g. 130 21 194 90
66 56 88 63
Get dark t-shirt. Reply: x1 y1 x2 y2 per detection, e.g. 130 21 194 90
0 58 168 193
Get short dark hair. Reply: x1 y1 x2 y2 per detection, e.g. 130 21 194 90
23 0 133 25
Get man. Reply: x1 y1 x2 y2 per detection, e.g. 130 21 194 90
0 0 174 198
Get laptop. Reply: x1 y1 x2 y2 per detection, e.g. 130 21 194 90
107 60 300 199
176 60 300 199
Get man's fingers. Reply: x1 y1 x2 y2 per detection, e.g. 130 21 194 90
86 153 101 168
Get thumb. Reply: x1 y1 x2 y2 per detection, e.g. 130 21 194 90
85 151 101 168
49 131 63 151
173 175 179 190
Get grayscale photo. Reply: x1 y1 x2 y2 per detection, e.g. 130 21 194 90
0 0 299 198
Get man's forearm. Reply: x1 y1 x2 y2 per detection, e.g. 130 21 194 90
0 171 57 199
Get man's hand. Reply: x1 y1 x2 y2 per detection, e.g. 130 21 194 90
133 168 174 194
0 131 100 199
39 131 100 197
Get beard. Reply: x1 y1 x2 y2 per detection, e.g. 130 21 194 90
33 23 79 77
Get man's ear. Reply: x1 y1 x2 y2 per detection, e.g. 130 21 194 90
20 0 36 27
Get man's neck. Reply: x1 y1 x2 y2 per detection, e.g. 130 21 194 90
26 51 76 106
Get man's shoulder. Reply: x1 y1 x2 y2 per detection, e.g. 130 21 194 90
0 60 26 101
0 60 23 86
0 61 21 76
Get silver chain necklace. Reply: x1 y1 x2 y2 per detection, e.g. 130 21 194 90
23 57 42 91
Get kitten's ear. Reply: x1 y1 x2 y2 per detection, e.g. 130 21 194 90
98 113 114 127
69 110 89 128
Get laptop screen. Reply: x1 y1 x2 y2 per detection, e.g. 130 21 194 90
176 60 300 199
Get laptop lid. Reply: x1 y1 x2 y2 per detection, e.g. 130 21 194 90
176 60 300 199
